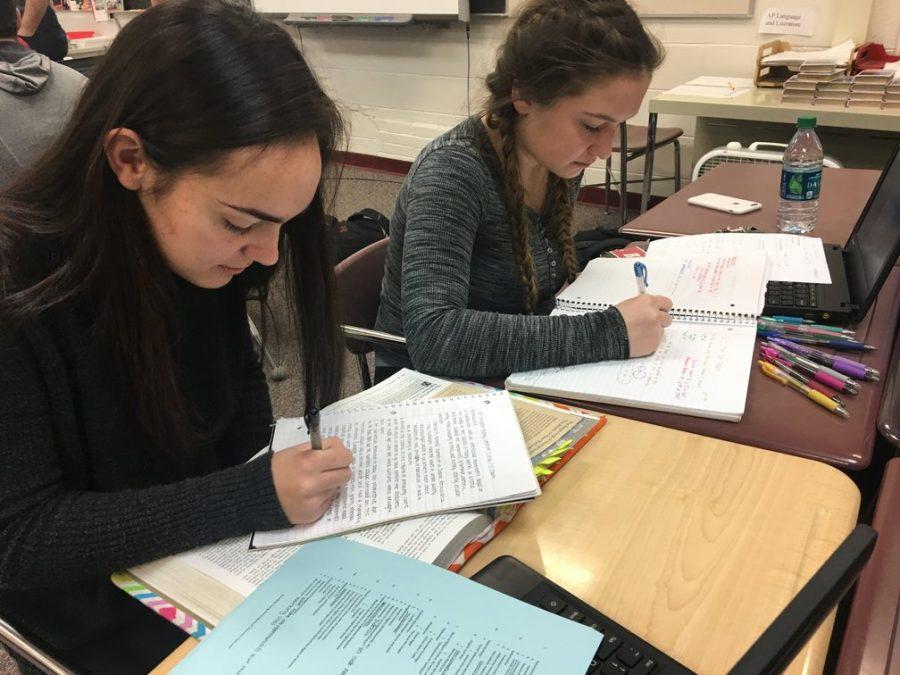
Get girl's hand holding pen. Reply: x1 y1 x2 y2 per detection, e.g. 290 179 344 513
616 294 673 357
271 437 353 524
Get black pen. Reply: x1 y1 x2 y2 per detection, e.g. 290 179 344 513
304 407 322 450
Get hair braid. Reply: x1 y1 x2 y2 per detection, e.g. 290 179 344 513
549 175 580 281
492 112 539 313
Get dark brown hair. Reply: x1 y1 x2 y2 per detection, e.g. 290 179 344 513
0 0 344 457
484 0 663 311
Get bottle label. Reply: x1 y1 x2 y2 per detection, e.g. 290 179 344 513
780 166 822 201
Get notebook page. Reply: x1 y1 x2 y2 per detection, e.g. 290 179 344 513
647 232 831 284
557 253 767 317
253 391 539 548
506 323 757 422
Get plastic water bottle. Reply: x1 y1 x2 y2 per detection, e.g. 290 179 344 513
777 116 824 234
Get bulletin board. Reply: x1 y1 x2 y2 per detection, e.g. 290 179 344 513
631 0 755 19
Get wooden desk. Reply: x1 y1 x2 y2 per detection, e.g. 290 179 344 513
623 163 880 245
640 87 900 213
153 415 860 674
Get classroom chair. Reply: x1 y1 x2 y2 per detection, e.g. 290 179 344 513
834 458 900 674
604 122 683 227
333 238 405 389
0 615 73 674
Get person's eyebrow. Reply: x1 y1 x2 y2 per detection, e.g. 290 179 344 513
583 112 618 123
219 201 286 223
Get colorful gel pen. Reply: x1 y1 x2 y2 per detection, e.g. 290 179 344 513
762 343 860 395
767 315 855 335
769 337 880 381
758 361 849 418
762 354 845 405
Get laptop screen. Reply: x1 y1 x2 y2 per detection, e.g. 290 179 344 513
844 145 900 321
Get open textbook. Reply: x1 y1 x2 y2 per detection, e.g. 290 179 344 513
507 252 769 422
123 370 603 627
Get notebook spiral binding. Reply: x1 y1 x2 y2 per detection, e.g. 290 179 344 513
557 300 757 327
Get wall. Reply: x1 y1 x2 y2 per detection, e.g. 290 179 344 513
292 0 862 194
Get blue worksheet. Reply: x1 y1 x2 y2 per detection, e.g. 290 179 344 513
173 538 602 674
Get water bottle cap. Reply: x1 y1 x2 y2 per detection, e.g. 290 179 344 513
797 116 817 128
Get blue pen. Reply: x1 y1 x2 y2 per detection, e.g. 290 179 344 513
633 262 648 295
771 315 808 324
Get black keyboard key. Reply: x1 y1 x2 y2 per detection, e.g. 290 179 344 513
582 618 604 632
596 634 623 660
601 660 630 675
632 657 660 674
617 645 643 667
587 655 602 674
538 595 566 614
564 608 586 622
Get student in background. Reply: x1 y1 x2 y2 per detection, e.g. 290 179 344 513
0 1 351 671
375 0 672 380
16 0 67 61
0 0 85 190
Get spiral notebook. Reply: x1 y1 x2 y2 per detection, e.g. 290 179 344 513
555 253 769 322
507 253 770 422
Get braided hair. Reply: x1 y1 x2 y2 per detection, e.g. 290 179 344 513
483 0 662 312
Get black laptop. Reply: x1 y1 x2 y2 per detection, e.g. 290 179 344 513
763 146 900 325
471 524 877 675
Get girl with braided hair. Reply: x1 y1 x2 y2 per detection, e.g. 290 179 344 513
375 0 674 380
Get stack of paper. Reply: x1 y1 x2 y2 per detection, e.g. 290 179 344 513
814 76 852 106
761 39 854 70
885 78 900 109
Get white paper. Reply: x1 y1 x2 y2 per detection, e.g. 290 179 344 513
253 392 539 548
325 370 453 413
759 8 816 37
647 233 831 284
666 76 753 99
507 323 757 422
760 39 854 66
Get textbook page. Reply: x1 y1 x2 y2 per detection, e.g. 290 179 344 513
507 323 757 422
180 512 490 598
557 253 768 317
252 391 540 548
647 232 831 284
328 368 592 458
172 539 602 675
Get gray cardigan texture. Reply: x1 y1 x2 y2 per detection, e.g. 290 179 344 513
375 116 629 378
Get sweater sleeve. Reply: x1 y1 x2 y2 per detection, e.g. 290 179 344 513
400 146 629 378
0 329 290 591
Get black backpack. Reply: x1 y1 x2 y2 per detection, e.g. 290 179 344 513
329 208 390 264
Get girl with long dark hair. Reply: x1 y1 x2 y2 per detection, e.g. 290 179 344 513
375 0 673 380
0 1 351 670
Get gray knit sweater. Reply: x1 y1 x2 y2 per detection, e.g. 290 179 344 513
375 116 629 378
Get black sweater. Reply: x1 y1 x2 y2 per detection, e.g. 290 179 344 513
0 277 290 651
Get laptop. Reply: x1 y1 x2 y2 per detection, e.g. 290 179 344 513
763 146 900 325
471 524 877 675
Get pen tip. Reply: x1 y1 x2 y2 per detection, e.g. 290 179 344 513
836 405 850 418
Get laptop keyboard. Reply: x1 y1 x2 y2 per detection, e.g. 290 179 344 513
472 557 694 674
766 281 819 308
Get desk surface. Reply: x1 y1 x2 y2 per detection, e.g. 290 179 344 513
153 415 860 674
650 86 900 132
622 163 879 245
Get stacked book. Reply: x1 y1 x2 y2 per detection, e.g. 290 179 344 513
781 68 897 108
781 62 847 105
848 70 894 108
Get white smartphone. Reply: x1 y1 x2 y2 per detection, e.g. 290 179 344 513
686 192 762 215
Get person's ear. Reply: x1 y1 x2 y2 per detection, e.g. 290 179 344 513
511 85 533 116
104 128 154 191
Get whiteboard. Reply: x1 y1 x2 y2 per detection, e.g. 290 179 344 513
631 0 754 18
253 0 465 15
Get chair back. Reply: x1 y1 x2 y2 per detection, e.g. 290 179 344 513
334 237 390 355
